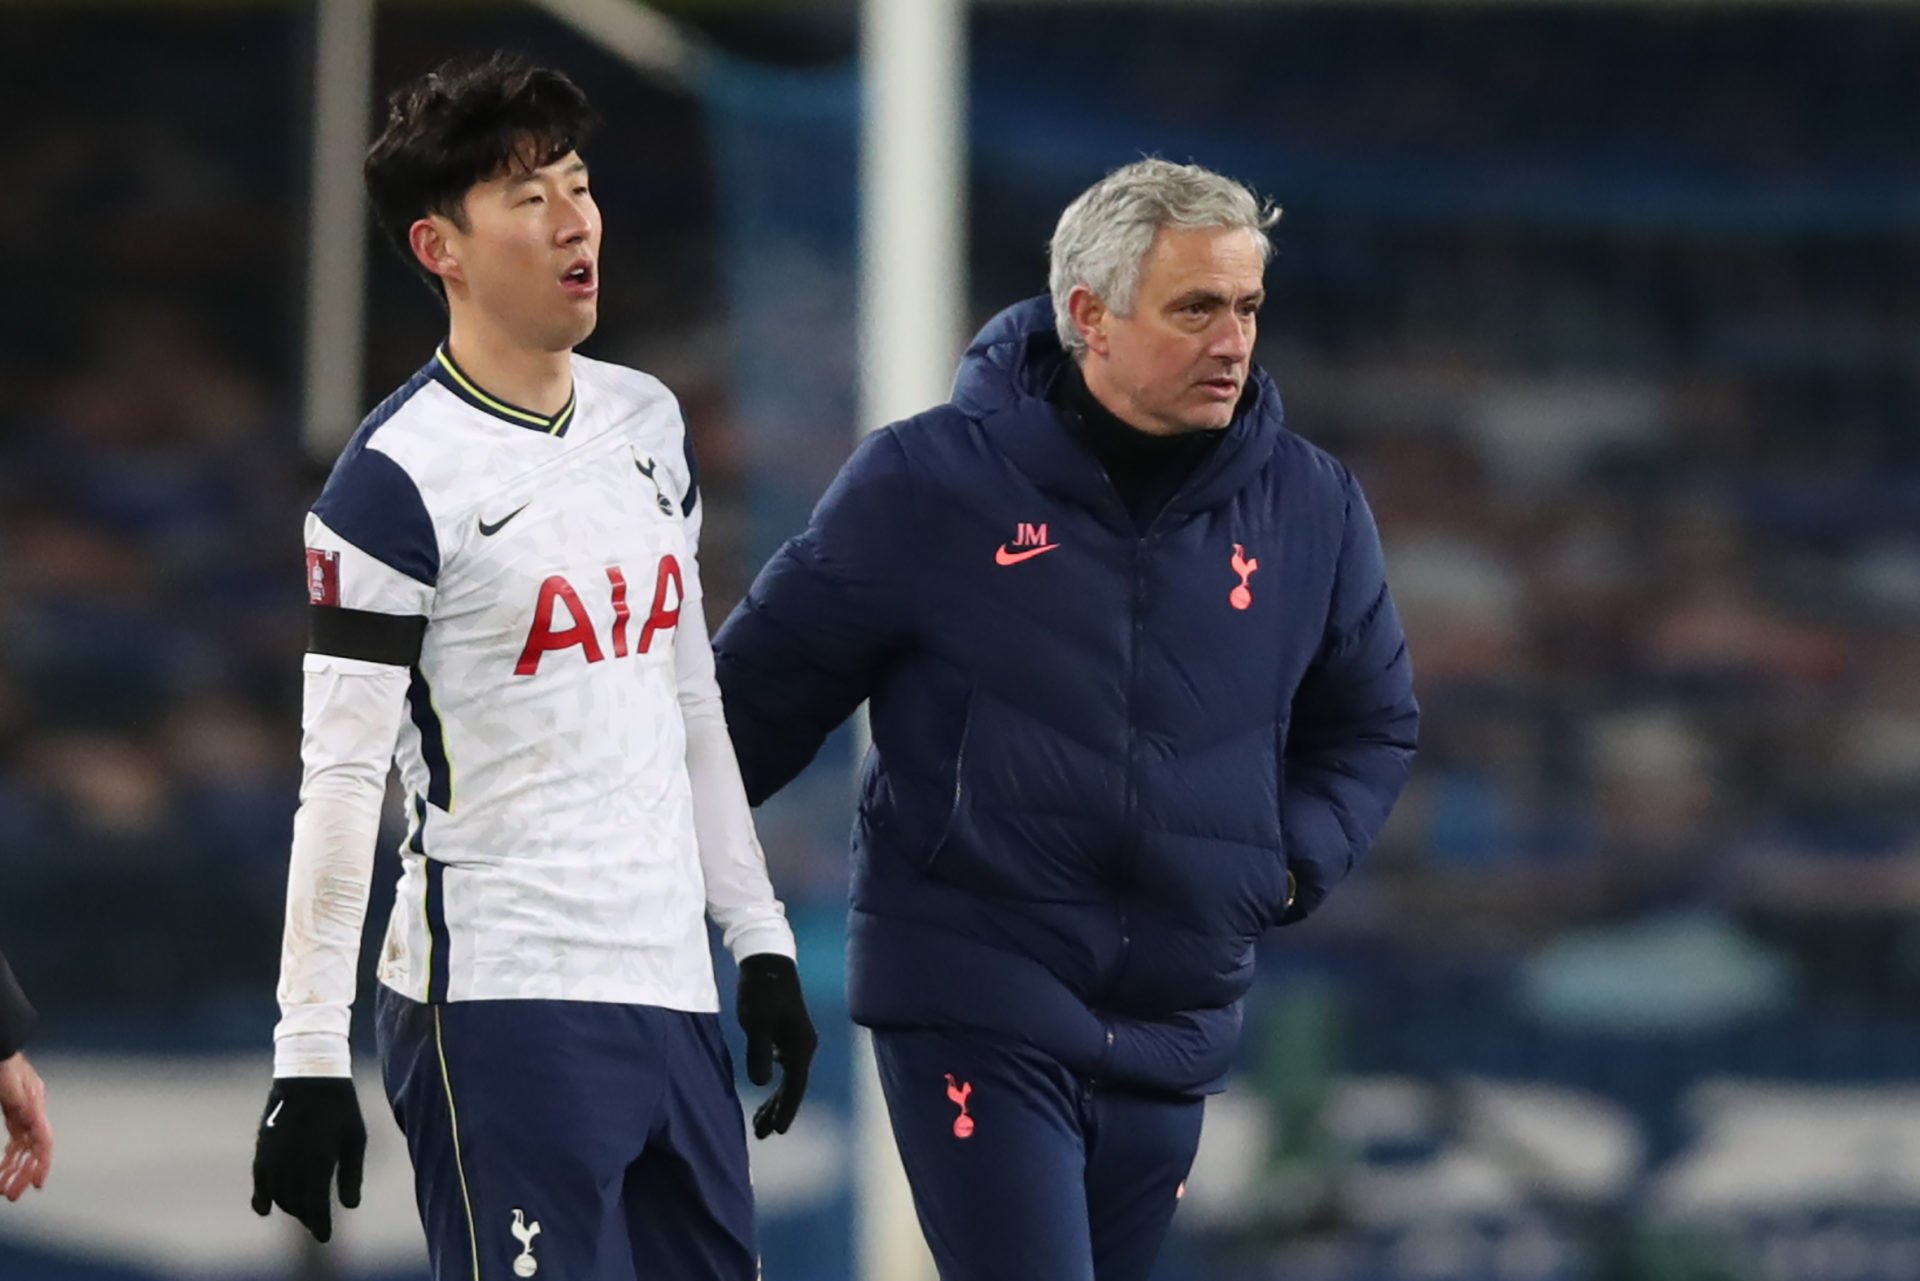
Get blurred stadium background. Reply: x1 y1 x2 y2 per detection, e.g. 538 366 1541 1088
5 0 1920 1278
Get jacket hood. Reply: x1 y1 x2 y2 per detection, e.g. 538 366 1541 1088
950 296 1065 419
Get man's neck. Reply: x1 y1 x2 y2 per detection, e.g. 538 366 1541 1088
1053 356 1224 533
1078 356 1177 437
1059 360 1139 441
445 316 573 417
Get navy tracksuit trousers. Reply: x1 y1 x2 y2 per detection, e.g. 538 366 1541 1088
874 1026 1206 1281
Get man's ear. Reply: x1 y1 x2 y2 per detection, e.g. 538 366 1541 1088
408 215 463 289
1067 285 1112 359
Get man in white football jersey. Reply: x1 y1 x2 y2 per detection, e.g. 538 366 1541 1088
249 54 816 1281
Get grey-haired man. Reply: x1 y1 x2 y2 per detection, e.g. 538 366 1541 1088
716 159 1418 1280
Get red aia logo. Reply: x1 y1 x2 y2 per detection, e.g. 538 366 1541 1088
515 556 682 676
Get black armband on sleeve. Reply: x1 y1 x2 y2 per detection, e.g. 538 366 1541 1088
307 606 428 667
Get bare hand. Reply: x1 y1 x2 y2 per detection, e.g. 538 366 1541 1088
0 1052 52 1201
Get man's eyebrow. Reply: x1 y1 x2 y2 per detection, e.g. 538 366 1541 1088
508 159 589 186
1170 289 1266 306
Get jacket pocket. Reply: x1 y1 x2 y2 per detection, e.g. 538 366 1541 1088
923 686 977 872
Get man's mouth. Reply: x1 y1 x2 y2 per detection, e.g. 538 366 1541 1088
561 259 597 296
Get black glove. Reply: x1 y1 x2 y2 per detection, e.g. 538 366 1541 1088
736 953 817 1138
250 1078 366 1242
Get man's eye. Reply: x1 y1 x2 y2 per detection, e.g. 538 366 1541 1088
521 195 545 207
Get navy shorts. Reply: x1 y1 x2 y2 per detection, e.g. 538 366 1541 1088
873 1026 1205 1281
375 985 757 1281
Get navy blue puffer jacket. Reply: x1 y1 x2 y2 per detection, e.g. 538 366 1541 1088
715 297 1417 1094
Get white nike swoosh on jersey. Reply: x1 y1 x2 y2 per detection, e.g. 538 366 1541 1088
265 1100 285 1128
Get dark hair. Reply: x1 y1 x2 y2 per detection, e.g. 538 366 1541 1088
364 52 599 298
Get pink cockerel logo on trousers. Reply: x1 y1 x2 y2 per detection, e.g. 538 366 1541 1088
1230 544 1259 610
944 1074 975 1139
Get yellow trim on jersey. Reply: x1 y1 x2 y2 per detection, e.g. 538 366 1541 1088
433 1008 483 1281
434 347 574 433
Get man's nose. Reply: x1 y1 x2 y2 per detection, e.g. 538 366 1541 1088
1210 313 1254 362
555 199 592 246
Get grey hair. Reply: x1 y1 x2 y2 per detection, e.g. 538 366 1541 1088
1048 158 1280 356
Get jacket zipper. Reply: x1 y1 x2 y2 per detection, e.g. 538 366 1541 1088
1116 539 1145 992
1103 459 1202 1000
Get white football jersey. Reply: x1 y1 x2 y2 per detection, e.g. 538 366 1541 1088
272 348 793 1075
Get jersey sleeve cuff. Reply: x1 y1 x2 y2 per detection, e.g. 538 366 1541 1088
272 1030 354 1079
726 921 798 966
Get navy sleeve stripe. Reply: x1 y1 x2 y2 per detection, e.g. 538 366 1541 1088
424 857 451 1003
313 447 440 588
681 426 701 517
308 606 428 667
407 666 453 811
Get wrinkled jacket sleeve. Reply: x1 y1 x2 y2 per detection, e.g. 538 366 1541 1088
715 428 916 805
1280 469 1418 923
0 950 35 1059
